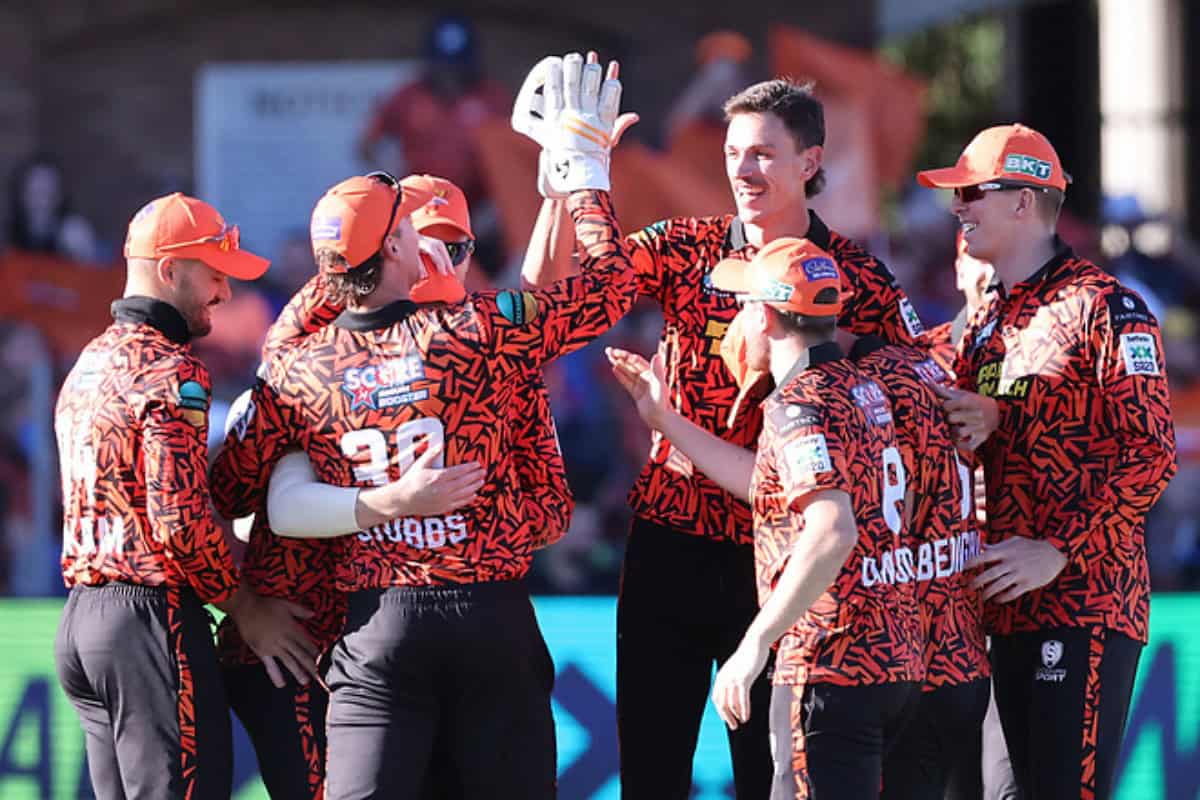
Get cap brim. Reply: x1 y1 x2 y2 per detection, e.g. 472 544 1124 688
189 245 271 280
916 166 993 189
413 216 474 239
710 257 752 295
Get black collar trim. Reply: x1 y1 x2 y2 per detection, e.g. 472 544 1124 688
111 297 191 344
726 216 749 251
334 299 420 331
725 210 831 252
771 341 844 399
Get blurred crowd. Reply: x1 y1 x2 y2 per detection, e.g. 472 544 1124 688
3 16 1199 597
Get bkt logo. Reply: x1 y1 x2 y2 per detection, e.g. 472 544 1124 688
342 356 428 410
1004 153 1053 181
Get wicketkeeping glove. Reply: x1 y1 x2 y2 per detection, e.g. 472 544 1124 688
512 52 638 196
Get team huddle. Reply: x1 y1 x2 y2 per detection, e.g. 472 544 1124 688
52 48 1175 800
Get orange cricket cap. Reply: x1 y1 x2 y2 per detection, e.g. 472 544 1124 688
123 193 269 280
917 123 1070 191
711 237 843 317
309 173 435 272
403 174 474 239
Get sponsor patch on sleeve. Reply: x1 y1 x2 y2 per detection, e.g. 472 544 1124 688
1120 332 1160 376
177 379 210 428
899 296 925 336
783 433 833 478
1106 291 1154 331
496 290 541 326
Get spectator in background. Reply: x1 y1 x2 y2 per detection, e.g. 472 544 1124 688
663 31 755 193
258 228 317 313
0 322 58 597
358 15 509 276
6 154 99 263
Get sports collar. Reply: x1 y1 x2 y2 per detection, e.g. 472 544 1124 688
335 299 420 331
111 296 191 344
725 210 832 253
770 340 844 400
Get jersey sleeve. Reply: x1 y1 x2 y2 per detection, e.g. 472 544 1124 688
209 369 302 520
475 189 637 369
261 273 344 364
771 401 853 510
1042 287 1178 570
141 360 238 602
624 218 673 303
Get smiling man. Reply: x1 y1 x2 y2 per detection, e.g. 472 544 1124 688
521 77 924 799
920 124 1177 799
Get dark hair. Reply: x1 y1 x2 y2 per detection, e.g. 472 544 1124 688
318 249 384 306
723 79 826 197
767 301 838 337
6 154 71 252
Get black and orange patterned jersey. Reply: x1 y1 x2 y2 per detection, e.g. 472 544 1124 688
624 212 924 544
923 320 958 377
509 374 573 548
953 240 1177 643
213 274 347 664
55 297 239 603
260 273 573 550
210 191 632 589
852 340 988 689
751 342 924 687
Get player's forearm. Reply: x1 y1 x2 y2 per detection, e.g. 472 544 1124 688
742 495 857 649
657 410 755 502
521 198 577 289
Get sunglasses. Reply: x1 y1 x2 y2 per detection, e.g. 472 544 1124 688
955 181 1052 204
366 171 405 251
444 239 476 266
159 222 241 253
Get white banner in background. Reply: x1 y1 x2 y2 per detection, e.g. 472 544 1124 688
196 61 418 266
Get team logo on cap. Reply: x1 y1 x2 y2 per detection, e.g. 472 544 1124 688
1003 153 1053 181
801 257 838 282
311 215 343 242
759 278 795 303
